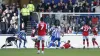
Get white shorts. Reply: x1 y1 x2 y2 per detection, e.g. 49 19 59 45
83 36 88 39
92 35 97 39
31 37 37 40
37 36 45 40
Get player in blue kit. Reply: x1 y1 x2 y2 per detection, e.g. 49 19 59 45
17 30 27 48
48 25 62 48
48 25 56 48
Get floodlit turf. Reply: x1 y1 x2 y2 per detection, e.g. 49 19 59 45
0 48 100 56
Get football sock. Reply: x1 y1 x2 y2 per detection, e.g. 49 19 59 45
92 41 95 46
58 41 60 47
94 40 98 46
42 42 44 51
37 42 40 50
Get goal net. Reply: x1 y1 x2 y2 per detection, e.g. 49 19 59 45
39 12 100 34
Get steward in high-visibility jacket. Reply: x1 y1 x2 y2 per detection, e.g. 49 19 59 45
21 4 30 31
27 3 35 13
21 7 30 16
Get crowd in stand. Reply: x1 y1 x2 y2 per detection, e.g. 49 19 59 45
38 0 100 34
36 0 100 12
0 0 100 34
0 2 19 34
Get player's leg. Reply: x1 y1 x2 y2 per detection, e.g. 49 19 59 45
37 36 41 54
14 41 18 48
92 36 95 47
48 36 55 48
42 40 44 54
7 42 13 46
57 37 61 48
19 39 22 48
92 35 99 48
34 39 38 48
1 42 7 48
23 39 27 48
60 46 65 49
83 36 85 49
20 37 27 48
32 38 38 48
41 36 45 54
86 36 89 48
1 40 12 48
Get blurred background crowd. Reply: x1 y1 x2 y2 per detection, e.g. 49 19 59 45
0 0 100 35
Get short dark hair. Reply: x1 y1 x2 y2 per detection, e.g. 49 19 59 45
40 17 44 21
85 22 88 25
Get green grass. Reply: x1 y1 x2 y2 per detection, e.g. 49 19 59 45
0 48 100 56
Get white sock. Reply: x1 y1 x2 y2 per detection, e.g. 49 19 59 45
42 51 44 54
38 50 40 53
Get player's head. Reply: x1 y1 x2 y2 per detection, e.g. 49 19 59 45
85 22 88 25
67 40 70 43
40 17 44 22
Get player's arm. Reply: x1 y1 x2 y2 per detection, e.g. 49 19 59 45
14 37 18 48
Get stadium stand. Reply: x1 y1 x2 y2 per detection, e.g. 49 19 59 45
0 0 100 35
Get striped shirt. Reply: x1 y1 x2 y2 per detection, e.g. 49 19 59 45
50 26 55 36
51 26 61 38
18 31 26 39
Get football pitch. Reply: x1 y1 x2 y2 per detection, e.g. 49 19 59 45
0 48 100 56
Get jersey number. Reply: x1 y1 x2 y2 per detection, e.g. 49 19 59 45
84 27 89 31
40 24 44 30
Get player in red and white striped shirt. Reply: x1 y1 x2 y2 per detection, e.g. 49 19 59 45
92 25 99 48
81 23 91 49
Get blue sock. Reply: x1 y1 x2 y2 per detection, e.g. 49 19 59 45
58 41 60 47
23 41 26 48
48 41 53 48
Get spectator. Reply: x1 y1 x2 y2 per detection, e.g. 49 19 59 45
92 16 98 25
11 13 18 25
6 13 11 28
74 4 80 12
1 2 6 12
45 2 51 11
52 5 58 12
57 3 62 11
62 4 69 12
1 16 8 34
21 4 30 31
27 0 35 15
36 2 44 12
46 6 52 12
7 24 16 34
50 0 55 9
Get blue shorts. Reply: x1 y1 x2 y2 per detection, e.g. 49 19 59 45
53 37 60 42
19 36 26 41
51 36 55 41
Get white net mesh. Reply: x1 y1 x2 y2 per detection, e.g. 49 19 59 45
39 12 100 34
